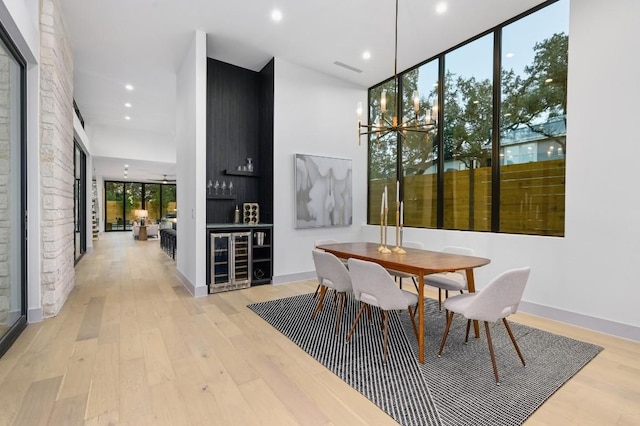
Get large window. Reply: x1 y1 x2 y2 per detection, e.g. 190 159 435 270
0 25 27 357
366 0 568 236
499 1 568 236
443 34 494 231
368 78 399 225
402 61 439 228
104 181 176 231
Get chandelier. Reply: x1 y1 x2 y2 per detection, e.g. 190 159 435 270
357 0 437 145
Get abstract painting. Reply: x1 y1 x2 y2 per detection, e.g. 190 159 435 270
295 153 352 228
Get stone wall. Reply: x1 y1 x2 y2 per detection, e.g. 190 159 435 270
40 0 75 317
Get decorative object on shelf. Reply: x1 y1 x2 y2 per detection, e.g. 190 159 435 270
254 268 265 280
221 180 226 195
214 180 220 195
207 179 213 195
356 0 437 146
243 203 259 224
229 181 233 195
246 158 254 172
255 231 265 246
294 153 352 229
234 205 240 224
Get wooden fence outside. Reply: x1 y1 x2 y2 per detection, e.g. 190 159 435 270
368 159 565 236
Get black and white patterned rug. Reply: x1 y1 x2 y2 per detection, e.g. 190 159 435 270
247 293 602 426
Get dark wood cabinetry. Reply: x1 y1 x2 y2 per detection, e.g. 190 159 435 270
206 225 273 292
205 58 274 290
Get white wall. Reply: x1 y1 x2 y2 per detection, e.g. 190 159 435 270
271 2 640 341
272 58 368 283
175 30 207 296
89 124 176 164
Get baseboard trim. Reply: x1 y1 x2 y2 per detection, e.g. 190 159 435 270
28 307 43 323
519 300 639 342
272 271 316 285
175 269 209 297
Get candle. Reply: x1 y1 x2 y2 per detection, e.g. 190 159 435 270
400 201 404 225
380 190 384 215
381 89 387 114
396 180 400 203
384 186 388 209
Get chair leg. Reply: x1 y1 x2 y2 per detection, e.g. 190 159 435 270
484 321 500 385
312 286 327 320
503 318 526 366
382 310 389 363
365 304 373 322
313 283 321 298
411 277 419 293
438 289 443 311
438 311 455 356
465 319 471 342
346 302 367 342
407 305 419 340
399 278 403 289
334 292 344 334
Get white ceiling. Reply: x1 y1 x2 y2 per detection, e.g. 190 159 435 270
60 0 545 180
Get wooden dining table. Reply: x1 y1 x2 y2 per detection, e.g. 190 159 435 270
316 242 491 364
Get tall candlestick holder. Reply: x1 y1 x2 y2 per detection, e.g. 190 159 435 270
378 208 392 253
392 201 406 254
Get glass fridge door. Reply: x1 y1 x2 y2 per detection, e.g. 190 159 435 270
232 233 251 285
211 233 231 287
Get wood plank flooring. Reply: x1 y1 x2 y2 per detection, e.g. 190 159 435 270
0 232 638 425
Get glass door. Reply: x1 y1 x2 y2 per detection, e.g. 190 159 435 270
0 28 27 357
211 233 231 290
74 142 86 262
232 233 251 285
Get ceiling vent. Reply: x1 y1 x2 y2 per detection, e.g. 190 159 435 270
333 61 363 73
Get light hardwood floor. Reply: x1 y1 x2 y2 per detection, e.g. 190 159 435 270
0 232 638 425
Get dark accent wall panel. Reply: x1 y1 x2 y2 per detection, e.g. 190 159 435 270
258 58 275 224
206 58 274 225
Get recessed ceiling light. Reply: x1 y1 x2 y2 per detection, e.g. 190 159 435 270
505 52 515 58
125 116 131 120
362 51 371 60
124 164 129 169
125 84 134 91
271 9 282 22
435 2 447 14
125 102 132 108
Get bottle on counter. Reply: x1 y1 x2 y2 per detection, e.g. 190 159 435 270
234 205 240 224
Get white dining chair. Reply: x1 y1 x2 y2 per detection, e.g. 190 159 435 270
346 258 419 363
313 239 341 298
312 249 353 334
424 246 476 311
386 240 424 291
437 266 531 385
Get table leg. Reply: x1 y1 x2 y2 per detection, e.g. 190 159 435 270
418 271 425 363
465 269 480 338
